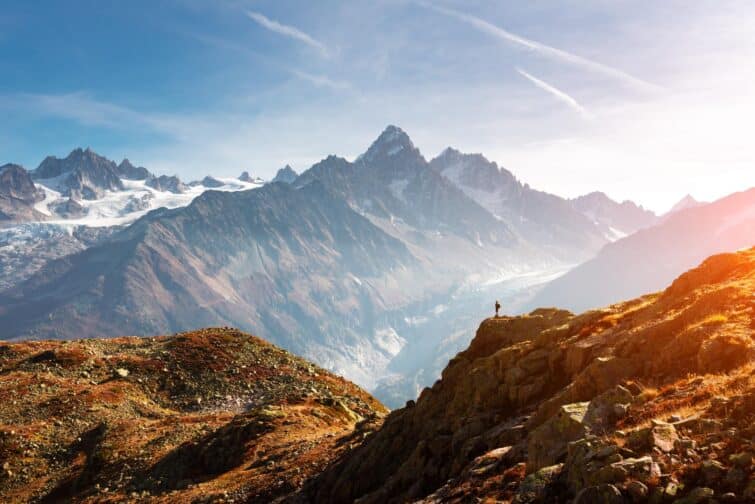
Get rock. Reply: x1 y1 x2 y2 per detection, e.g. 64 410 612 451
650 422 679 452
514 464 563 504
700 459 725 485
729 451 752 468
574 484 623 504
527 402 590 470
674 486 715 504
724 466 747 487
627 480 649 500
697 336 749 373
585 385 634 426
115 368 129 378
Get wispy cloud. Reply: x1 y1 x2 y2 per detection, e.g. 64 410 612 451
516 68 592 119
246 11 329 57
289 69 351 90
420 2 661 93
188 31 349 91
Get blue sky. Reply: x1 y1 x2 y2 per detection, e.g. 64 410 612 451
2 0 755 212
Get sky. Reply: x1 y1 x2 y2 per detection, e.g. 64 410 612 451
2 0 755 213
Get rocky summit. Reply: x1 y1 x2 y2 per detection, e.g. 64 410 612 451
0 328 385 503
298 247 755 503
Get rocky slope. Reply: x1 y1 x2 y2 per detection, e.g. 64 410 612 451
0 164 46 224
0 181 420 388
300 247 755 503
0 327 385 503
33 148 125 200
532 187 755 312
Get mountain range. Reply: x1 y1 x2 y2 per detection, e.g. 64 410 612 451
1 125 751 407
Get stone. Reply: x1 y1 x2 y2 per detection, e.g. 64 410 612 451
527 402 590 471
514 464 563 504
674 486 715 504
729 451 752 468
627 480 649 500
115 368 129 378
700 459 725 485
574 484 623 504
650 422 679 452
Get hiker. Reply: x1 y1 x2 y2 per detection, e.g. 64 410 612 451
495 300 501 317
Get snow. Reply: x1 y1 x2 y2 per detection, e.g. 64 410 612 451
606 226 628 241
28 176 265 228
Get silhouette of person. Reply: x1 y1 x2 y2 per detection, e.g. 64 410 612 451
495 300 501 317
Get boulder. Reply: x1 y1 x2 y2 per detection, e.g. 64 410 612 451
514 464 563 504
527 402 589 471
574 484 623 504
649 421 678 452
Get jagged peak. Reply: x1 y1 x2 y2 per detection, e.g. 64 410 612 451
361 125 418 162
272 164 298 184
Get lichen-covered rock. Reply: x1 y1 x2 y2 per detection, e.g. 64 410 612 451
528 402 590 471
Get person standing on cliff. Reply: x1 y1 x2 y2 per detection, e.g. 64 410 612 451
495 300 501 317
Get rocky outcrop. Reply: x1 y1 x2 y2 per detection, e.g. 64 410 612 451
116 159 152 180
0 164 46 223
300 248 755 503
145 174 187 193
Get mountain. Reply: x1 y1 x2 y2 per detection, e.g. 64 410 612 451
145 174 187 194
530 187 755 312
0 181 422 386
272 165 299 184
0 163 46 223
301 248 755 503
116 158 152 180
429 147 607 259
297 126 514 246
33 147 125 199
570 191 657 240
0 127 650 403
0 327 385 502
665 194 706 217
201 175 224 188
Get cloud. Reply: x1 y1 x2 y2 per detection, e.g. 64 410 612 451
420 2 661 93
187 31 349 91
289 69 351 90
516 68 592 119
246 11 329 57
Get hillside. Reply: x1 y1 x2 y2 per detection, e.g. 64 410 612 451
301 248 755 503
0 328 385 503
532 188 755 312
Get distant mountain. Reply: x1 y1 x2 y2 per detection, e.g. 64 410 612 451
570 191 657 240
666 194 705 215
116 158 152 180
201 175 224 188
0 181 422 385
145 174 187 194
272 165 298 184
0 164 46 223
530 187 755 312
33 147 125 199
429 147 606 259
